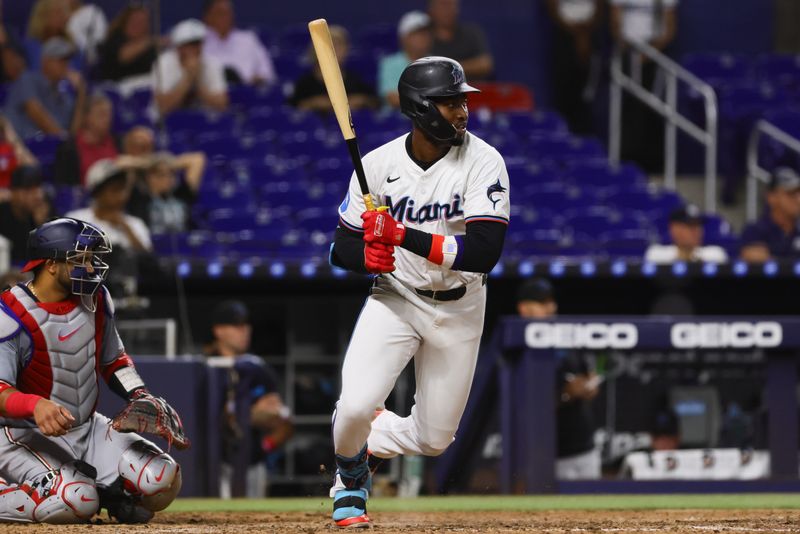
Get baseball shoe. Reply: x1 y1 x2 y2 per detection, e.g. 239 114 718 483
332 488 370 528
99 477 154 524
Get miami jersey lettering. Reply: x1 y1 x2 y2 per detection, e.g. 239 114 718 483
338 132 510 291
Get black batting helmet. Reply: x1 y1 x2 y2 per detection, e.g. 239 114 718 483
398 56 479 144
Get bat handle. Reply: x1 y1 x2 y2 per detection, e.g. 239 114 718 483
363 194 376 212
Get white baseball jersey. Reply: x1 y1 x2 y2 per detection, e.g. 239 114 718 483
338 132 511 291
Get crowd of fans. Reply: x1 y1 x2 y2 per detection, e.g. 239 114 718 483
0 0 797 275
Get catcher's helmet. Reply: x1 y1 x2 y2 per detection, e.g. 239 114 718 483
398 56 479 144
23 217 112 310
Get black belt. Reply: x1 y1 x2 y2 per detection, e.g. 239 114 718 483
415 285 467 301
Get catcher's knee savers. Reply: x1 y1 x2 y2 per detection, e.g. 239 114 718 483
118 441 182 512
0 461 100 524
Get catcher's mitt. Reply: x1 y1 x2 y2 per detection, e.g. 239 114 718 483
111 392 191 450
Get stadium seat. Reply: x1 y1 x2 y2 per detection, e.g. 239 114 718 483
499 111 568 135
165 110 236 134
354 24 397 55
681 52 750 88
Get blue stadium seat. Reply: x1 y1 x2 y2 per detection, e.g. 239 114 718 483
345 53 378 86
277 25 314 52
355 24 397 56
165 110 236 134
681 52 750 88
296 207 336 232
600 229 652 257
500 111 568 135
754 55 800 87
565 212 618 238
507 229 563 256
273 56 308 83
568 163 647 189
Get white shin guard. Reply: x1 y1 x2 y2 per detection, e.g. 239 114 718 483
32 461 99 524
118 441 182 512
0 479 37 523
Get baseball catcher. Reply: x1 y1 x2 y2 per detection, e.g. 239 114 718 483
0 217 186 524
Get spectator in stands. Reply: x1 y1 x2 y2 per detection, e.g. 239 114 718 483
66 158 152 254
610 0 677 51
0 166 51 264
97 4 160 94
26 0 72 70
427 0 493 80
127 151 206 234
1 35 28 83
121 124 155 157
0 116 38 198
203 0 277 86
28 0 71 43
152 19 229 117
0 117 22 193
289 25 377 112
740 167 800 262
516 278 601 480
610 0 678 172
379 11 432 108
54 92 119 187
4 37 87 139
205 300 293 498
66 0 108 64
545 0 600 134
644 204 728 264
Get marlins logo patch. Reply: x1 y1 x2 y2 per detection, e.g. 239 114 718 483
486 180 506 209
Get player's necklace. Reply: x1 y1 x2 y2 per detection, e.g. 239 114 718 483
27 282 41 301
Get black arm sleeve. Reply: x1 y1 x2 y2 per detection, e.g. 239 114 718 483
400 220 507 274
330 225 368 274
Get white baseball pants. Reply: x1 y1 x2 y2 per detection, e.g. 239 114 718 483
333 275 487 459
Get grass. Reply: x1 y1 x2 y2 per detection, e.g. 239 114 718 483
167 494 800 514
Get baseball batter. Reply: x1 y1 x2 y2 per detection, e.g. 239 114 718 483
0 217 184 524
329 56 510 527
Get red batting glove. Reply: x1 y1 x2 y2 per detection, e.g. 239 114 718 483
362 210 406 246
364 242 396 273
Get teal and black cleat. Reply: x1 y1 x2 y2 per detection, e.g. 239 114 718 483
332 488 370 528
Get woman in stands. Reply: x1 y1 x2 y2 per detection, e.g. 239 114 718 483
97 4 161 94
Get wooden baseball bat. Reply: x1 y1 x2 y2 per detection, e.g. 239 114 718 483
308 18 376 212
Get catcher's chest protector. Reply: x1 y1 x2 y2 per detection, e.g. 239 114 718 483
1 286 103 425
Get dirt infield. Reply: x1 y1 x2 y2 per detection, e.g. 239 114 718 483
3 510 800 533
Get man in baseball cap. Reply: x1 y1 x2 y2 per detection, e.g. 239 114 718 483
515 277 601 480
65 159 152 254
644 204 728 264
379 11 433 108
516 277 557 318
152 18 228 116
205 300 294 498
740 166 800 262
3 37 86 138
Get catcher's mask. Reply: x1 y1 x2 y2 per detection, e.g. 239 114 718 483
23 218 112 312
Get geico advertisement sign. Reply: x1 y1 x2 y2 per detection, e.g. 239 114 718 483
671 322 782 349
524 323 638 349
524 322 784 349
